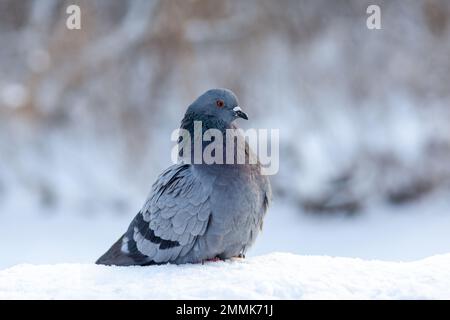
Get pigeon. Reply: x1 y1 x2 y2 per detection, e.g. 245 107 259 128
96 88 271 266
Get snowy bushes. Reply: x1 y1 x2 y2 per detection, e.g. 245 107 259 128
1 0 450 217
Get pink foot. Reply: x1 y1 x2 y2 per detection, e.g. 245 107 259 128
201 257 222 264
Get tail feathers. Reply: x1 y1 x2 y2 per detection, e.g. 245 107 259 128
96 235 137 266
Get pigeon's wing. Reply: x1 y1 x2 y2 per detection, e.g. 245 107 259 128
121 164 213 264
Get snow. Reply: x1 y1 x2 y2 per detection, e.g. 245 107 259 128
1 253 449 299
0 83 28 109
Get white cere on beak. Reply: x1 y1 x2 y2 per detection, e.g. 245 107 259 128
233 106 242 112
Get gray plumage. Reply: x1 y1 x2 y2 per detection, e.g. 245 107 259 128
96 88 271 266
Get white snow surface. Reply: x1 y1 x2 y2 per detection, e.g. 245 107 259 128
1 253 449 299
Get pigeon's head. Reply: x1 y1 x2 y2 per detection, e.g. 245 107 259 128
185 89 248 128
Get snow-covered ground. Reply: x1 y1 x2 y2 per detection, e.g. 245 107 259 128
1 253 449 299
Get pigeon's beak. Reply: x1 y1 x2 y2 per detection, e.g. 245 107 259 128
233 106 248 120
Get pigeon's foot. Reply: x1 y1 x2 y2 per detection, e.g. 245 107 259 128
230 254 246 262
201 257 223 264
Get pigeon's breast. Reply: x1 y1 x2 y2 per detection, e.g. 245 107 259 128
202 165 266 257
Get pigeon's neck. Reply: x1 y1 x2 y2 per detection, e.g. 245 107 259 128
178 112 249 167
180 112 231 134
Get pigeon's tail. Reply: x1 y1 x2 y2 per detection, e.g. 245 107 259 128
96 235 138 266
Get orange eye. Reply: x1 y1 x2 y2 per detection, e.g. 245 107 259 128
216 100 224 108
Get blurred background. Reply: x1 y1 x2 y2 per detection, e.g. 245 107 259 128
1 0 450 268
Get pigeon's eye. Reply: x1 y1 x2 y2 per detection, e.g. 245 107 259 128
216 100 224 108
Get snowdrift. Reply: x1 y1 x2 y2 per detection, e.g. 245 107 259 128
1 253 449 299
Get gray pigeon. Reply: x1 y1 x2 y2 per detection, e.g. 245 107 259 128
96 88 271 266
